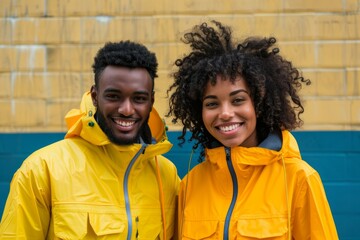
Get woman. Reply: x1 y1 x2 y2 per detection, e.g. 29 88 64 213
167 20 338 239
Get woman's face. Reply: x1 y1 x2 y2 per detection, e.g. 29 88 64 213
202 75 258 148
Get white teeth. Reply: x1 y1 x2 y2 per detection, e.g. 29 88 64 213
219 124 239 132
114 119 135 127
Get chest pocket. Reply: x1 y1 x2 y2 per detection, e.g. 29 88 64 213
236 217 288 239
181 220 219 239
53 210 125 239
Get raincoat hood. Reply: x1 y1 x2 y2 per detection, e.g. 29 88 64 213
205 130 301 167
64 91 168 146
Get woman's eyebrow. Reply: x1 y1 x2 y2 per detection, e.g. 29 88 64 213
230 89 248 96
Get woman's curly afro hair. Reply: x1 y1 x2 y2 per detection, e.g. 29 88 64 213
167 20 310 154
92 40 158 88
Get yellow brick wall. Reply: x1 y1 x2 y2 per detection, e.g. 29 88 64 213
0 0 359 132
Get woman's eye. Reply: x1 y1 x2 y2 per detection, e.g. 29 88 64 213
233 98 244 104
204 102 218 108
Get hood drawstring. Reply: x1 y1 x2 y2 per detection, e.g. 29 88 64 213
179 149 195 239
155 156 167 240
281 153 291 240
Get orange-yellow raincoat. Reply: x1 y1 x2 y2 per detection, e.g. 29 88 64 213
0 92 180 239
178 130 338 239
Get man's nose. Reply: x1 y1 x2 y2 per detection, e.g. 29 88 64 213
118 99 135 116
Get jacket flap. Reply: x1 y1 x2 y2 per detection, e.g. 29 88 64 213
183 220 218 239
54 211 87 239
237 217 288 238
89 212 125 236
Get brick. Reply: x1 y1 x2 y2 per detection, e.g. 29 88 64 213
318 42 360 68
46 73 82 99
0 0 45 17
0 46 46 72
13 99 46 127
47 100 81 129
136 0 282 15
0 73 12 98
36 18 81 44
90 16 169 44
315 14 360 40
283 0 343 12
13 73 47 99
149 43 188 72
350 99 360 124
302 70 346 96
81 17 117 44
302 99 351 124
12 19 36 43
153 71 172 119
46 45 99 72
0 100 12 126
15 46 46 71
47 0 123 17
344 0 360 12
0 19 12 44
346 69 360 96
81 73 94 93
0 47 15 72
280 43 316 68
254 14 316 41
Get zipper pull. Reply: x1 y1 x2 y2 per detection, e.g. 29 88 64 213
225 147 231 161
136 216 139 240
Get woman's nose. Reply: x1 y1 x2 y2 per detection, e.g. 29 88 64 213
219 104 234 120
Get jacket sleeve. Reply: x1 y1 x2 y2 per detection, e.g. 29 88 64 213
0 157 51 239
292 171 339 239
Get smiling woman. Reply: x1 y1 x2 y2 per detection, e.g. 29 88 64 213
167 20 339 240
202 75 257 148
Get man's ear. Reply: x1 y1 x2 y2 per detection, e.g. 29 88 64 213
90 85 98 107
150 91 155 110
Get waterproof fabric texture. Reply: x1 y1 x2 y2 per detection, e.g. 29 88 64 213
178 130 338 240
0 92 180 239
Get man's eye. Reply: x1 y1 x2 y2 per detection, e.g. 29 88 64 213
106 94 119 100
134 96 148 102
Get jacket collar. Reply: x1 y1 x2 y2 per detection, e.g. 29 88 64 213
205 130 301 167
63 92 171 153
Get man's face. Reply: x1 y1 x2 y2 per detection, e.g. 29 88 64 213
91 66 154 145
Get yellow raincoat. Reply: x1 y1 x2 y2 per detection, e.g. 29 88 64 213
178 130 338 239
0 92 180 239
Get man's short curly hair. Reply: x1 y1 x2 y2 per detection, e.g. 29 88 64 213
167 20 310 152
92 41 158 88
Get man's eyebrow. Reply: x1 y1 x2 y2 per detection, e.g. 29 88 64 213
103 89 150 95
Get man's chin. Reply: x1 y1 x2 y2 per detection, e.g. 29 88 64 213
109 134 138 145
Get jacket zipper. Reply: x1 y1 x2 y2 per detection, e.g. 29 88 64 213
124 144 146 240
223 147 238 240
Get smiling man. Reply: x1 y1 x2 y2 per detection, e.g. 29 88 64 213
0 41 180 240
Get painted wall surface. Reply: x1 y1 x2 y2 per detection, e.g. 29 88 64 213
0 1 359 239
0 0 359 132
0 131 359 239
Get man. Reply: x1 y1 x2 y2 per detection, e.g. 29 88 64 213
0 41 180 239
